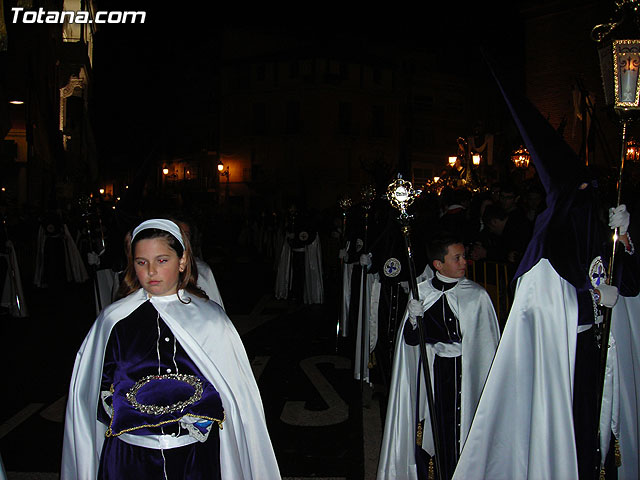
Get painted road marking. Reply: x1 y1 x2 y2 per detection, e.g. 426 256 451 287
280 355 350 427
0 403 45 439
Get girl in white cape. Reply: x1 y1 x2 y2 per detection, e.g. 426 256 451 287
61 218 280 479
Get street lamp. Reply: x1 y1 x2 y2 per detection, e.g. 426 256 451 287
626 136 640 161
217 160 229 177
511 145 531 169
217 160 230 201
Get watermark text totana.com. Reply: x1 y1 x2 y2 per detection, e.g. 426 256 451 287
11 7 146 24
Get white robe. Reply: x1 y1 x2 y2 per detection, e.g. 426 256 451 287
94 268 120 315
274 235 324 304
195 257 225 310
377 276 500 480
453 258 619 480
353 271 379 383
1 240 28 317
339 260 354 337
612 293 640 480
303 236 324 304
33 225 88 286
61 289 281 480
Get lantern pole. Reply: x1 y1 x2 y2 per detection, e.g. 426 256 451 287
595 119 628 472
386 175 444 480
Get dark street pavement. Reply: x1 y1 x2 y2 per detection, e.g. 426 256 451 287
0 243 383 479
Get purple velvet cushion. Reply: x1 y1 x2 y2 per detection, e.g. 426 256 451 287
109 376 224 436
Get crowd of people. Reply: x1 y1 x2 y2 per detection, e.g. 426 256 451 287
1 154 639 478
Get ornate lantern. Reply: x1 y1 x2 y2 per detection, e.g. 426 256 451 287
626 136 640 161
592 1 640 118
511 145 531 169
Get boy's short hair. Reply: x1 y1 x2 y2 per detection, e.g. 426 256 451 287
428 233 463 264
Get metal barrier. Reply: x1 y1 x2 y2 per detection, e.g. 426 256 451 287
468 260 513 330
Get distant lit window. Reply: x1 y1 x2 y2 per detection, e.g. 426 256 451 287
62 0 82 42
62 0 96 66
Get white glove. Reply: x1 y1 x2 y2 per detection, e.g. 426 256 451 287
609 204 630 235
338 248 348 260
407 299 423 328
87 251 100 267
359 253 372 268
597 284 619 308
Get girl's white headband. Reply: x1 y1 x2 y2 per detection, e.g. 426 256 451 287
131 219 186 250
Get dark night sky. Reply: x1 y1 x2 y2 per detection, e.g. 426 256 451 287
90 3 525 165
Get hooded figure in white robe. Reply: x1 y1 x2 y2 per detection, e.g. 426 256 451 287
452 56 639 480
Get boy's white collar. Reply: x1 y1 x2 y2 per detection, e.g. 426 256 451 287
436 272 463 284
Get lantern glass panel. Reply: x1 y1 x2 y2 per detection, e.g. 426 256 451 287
614 40 640 108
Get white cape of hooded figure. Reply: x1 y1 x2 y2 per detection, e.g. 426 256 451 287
612 292 640 480
451 258 620 480
377 275 500 480
61 288 281 480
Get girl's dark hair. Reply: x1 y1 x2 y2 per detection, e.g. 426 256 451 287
116 223 208 302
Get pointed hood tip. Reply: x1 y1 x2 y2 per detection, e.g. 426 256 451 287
483 54 591 196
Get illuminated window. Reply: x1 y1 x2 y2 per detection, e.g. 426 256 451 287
62 0 82 42
62 0 96 66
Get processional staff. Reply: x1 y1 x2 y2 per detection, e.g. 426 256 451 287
80 194 107 312
386 175 443 480
337 195 352 345
595 118 639 477
286 204 298 295
359 185 376 391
